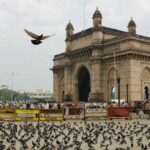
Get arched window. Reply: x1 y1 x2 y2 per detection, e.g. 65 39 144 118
144 86 149 100
112 86 117 100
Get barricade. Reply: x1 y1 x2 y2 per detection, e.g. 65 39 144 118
0 101 149 121
15 109 40 121
85 108 107 120
63 102 85 120
85 103 108 120
15 109 64 121
0 109 15 120
39 109 64 121
130 101 150 119
131 108 150 119
107 107 130 119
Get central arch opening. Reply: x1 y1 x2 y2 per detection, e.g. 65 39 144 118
78 67 90 102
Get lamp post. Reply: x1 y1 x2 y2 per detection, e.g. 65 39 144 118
19 89 27 103
24 92 27 103
6 72 18 101
117 78 120 107
11 72 15 101
126 84 128 103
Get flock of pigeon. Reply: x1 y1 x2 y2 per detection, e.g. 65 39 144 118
0 120 150 150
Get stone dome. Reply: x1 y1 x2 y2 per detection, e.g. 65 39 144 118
92 7 102 19
128 17 136 27
65 20 74 30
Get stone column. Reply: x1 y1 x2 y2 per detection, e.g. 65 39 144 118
129 59 141 101
92 28 103 44
64 65 73 101
74 80 78 102
89 59 103 101
117 78 120 106
126 84 129 103
53 72 59 102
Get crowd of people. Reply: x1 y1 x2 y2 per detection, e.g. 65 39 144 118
0 101 63 109
0 100 149 110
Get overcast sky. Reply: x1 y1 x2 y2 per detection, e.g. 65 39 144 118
0 0 150 92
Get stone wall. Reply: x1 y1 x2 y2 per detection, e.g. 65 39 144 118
67 32 116 51
129 59 142 101
71 34 93 50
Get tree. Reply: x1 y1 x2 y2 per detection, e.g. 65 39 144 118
0 89 30 101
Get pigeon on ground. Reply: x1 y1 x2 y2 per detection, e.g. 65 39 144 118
24 29 55 45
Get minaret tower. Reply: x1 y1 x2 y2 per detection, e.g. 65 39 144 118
92 7 103 43
65 20 74 51
92 6 102 28
65 20 74 38
128 17 136 34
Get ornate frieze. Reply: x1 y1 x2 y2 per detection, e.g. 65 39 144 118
66 47 92 62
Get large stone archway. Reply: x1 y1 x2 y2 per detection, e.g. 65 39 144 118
76 66 91 102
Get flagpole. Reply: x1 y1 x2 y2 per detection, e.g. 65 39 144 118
84 3 85 31
82 2 86 36
114 52 116 99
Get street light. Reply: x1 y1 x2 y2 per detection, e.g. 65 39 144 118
117 78 120 107
11 72 15 101
19 89 27 103
6 72 18 101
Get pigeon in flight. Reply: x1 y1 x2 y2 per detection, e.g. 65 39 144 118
24 29 55 45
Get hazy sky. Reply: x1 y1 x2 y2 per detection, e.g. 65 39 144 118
0 0 150 92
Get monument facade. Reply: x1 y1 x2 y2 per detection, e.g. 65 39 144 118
52 8 150 102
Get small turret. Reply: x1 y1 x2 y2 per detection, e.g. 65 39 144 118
92 7 102 28
128 17 136 34
65 20 74 38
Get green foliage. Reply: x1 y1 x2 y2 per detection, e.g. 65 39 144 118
0 89 30 101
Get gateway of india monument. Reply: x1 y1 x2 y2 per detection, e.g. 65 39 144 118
52 7 150 103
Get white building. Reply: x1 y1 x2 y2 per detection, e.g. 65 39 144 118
0 84 9 89
27 89 53 100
